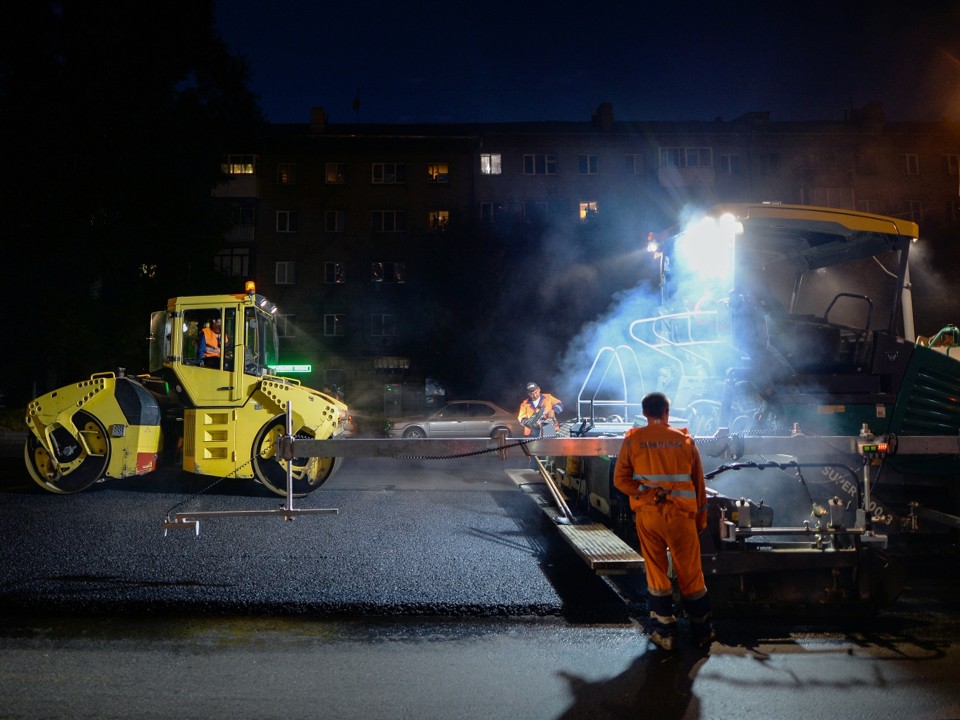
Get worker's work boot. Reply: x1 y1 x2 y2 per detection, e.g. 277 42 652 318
683 591 715 648
647 592 677 651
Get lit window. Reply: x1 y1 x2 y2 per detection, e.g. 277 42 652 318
427 163 449 183
480 153 502 175
578 154 598 175
275 261 295 285
324 262 345 284
326 162 346 184
276 210 298 233
428 210 449 231
221 154 255 174
277 163 297 185
579 201 599 222
371 262 406 283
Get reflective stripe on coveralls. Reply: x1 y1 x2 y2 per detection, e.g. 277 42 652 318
613 424 707 598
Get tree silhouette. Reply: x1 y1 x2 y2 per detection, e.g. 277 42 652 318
0 1 264 404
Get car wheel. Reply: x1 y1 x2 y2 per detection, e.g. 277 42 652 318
403 427 426 439
490 426 510 439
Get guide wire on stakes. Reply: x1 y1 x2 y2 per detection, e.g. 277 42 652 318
162 400 339 535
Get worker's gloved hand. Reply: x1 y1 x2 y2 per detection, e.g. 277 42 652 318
696 511 708 534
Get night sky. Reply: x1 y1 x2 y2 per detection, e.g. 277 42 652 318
214 0 960 126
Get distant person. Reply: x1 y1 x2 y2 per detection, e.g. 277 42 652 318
518 382 563 437
613 391 714 651
198 317 223 368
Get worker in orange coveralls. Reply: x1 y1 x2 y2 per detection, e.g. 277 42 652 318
518 382 563 437
613 391 714 651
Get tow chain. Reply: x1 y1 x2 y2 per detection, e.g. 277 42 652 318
393 436 543 461
162 457 254 522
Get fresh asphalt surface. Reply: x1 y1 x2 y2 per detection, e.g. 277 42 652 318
2 446 960 719
0 451 628 619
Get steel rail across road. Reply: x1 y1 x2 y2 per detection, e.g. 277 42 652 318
286 433 960 459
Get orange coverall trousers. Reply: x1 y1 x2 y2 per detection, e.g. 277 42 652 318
634 502 706 599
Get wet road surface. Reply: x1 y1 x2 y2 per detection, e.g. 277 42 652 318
1 452 958 719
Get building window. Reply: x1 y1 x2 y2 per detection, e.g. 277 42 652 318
324 261 345 284
372 210 406 233
579 201 599 222
221 154 255 175
945 154 958 176
660 147 711 168
276 210 298 233
523 201 547 223
371 262 406 283
276 314 295 338
907 200 923 222
578 154 598 175
213 247 250 277
902 154 919 175
718 154 741 175
275 261 295 285
428 210 449 231
325 209 347 233
947 200 960 222
857 199 880 214
324 314 345 337
686 148 712 167
659 147 682 167
480 153 502 175
427 163 449 183
277 163 297 185
370 314 396 337
480 201 504 223
326 162 346 184
523 153 557 175
624 154 644 175
758 153 780 175
855 154 878 176
372 162 406 184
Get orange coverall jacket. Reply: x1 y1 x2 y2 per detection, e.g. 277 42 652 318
517 393 562 436
613 421 708 597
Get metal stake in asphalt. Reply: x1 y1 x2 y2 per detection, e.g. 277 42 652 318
161 400 339 535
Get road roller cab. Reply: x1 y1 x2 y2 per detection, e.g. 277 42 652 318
24 282 347 497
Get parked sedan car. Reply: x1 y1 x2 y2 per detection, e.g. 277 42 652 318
386 400 522 439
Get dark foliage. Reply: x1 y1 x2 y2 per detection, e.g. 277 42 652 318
0 1 264 404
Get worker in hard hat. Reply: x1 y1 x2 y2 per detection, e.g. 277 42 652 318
613 391 714 651
518 382 563 437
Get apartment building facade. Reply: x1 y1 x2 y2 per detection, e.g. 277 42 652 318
213 103 960 413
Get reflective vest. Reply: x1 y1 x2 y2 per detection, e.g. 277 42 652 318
518 393 562 436
612 422 706 518
201 327 221 358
